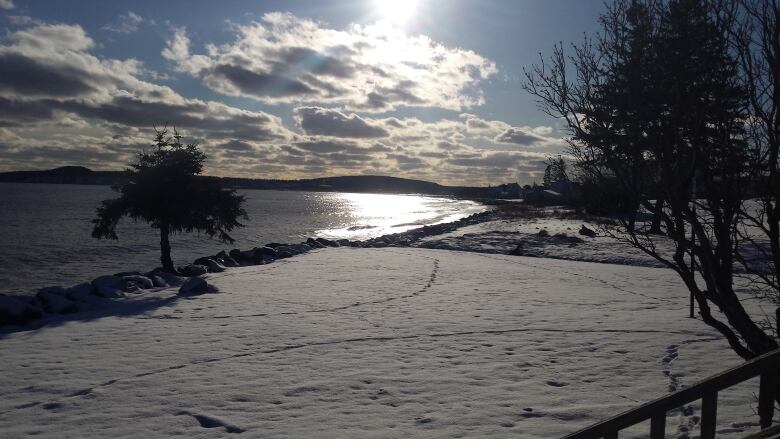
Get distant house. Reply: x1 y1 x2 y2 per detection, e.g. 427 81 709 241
523 180 579 204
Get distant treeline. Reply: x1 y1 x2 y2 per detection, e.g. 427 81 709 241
0 166 497 198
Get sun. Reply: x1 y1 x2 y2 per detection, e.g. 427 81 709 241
374 0 419 25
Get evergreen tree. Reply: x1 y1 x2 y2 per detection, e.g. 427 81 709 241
543 155 569 188
92 127 247 273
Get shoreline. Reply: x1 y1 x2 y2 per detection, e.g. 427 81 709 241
0 208 504 329
0 187 490 298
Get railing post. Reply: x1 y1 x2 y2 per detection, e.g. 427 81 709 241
759 368 777 429
650 414 665 439
701 391 718 439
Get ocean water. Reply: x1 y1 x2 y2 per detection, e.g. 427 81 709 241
0 182 484 295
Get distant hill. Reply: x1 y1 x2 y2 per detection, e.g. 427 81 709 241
0 166 497 198
0 166 122 185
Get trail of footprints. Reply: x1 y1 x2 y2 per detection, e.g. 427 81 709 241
659 337 742 439
474 252 676 305
8 253 735 438
4 257 444 418
662 343 700 438
152 257 440 321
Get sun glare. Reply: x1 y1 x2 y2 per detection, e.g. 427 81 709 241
374 0 418 24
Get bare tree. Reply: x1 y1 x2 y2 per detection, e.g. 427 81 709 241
525 0 779 360
732 0 780 335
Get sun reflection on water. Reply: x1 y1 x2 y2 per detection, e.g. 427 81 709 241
315 192 484 240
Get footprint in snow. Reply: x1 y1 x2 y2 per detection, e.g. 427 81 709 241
415 416 434 424
178 411 245 434
283 386 320 397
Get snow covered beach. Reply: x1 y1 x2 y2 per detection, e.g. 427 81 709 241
0 238 771 437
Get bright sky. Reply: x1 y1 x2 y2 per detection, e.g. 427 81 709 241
0 0 605 185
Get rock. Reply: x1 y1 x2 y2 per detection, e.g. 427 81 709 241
255 246 279 257
257 254 273 264
229 249 243 261
278 245 310 256
154 271 185 287
538 229 549 237
194 256 215 266
337 239 350 246
292 243 312 253
227 249 252 265
372 241 388 248
276 250 295 259
65 282 95 302
114 271 142 278
92 275 126 298
349 241 362 247
509 244 524 256
266 242 287 248
205 259 226 273
149 275 168 288
240 250 257 263
306 238 326 249
36 288 78 314
194 257 226 273
37 286 67 297
579 225 597 237
179 264 208 277
316 237 339 247
219 256 240 267
122 275 154 290
274 245 294 255
178 277 218 296
0 295 42 326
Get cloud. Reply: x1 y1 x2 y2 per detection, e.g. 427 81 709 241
102 11 143 34
387 153 429 171
447 151 544 168
9 23 95 52
161 26 212 75
0 0 13 10
0 52 99 97
218 140 256 152
294 106 388 138
163 13 497 112
0 97 55 126
293 139 361 154
494 126 556 146
54 95 290 142
0 21 559 185
0 22 294 169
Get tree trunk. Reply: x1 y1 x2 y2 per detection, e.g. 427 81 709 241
649 198 663 234
160 222 175 273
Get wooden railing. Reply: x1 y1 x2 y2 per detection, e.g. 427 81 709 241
562 348 780 439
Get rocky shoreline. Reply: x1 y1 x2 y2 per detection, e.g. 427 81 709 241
0 210 497 329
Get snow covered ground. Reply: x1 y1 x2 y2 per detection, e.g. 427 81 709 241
0 247 772 438
415 216 670 268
